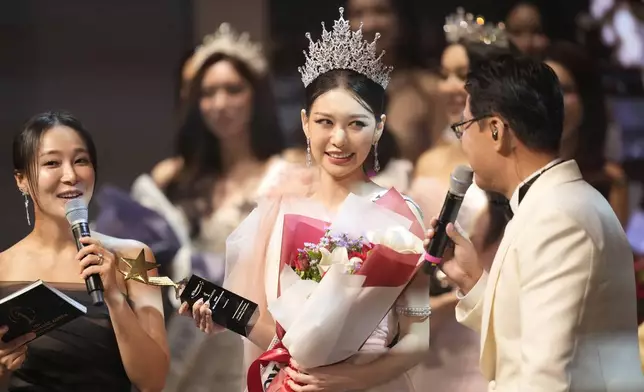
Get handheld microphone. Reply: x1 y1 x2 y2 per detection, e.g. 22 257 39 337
423 165 474 275
65 198 104 306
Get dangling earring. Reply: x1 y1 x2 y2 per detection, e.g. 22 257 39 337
306 138 312 167
21 190 31 226
373 142 380 173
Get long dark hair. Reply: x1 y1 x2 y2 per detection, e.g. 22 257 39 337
304 68 391 173
165 52 285 237
545 41 610 196
13 111 98 206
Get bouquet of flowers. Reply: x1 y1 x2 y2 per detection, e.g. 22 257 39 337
292 230 373 282
247 189 425 392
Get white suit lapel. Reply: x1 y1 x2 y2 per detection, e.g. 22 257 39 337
479 216 517 377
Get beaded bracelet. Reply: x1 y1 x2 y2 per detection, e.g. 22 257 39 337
395 305 432 318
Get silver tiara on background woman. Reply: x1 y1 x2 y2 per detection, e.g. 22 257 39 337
192 23 267 76
444 7 509 48
298 7 393 89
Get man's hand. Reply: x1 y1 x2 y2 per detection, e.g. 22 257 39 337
424 218 483 294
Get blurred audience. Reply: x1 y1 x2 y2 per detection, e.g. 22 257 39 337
413 8 516 233
544 41 630 226
347 0 444 172
505 1 550 58
415 40 515 182
155 25 288 392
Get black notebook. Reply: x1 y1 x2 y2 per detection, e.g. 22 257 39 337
0 280 87 343
179 275 259 337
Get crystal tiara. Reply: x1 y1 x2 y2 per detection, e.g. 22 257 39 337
191 23 267 76
444 7 509 48
298 7 393 89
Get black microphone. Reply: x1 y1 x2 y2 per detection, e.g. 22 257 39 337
423 164 474 275
65 199 104 306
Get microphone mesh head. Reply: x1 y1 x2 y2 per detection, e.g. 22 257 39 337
65 198 88 225
449 165 474 196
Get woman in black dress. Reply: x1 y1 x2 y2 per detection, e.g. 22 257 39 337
0 111 169 391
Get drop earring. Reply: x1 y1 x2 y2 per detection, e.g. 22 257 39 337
21 190 31 226
306 138 312 167
373 142 380 173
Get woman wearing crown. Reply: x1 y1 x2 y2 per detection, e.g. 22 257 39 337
92 23 306 391
182 7 430 392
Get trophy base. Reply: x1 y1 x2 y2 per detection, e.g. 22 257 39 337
178 275 259 337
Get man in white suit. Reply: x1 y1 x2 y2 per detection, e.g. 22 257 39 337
428 55 644 391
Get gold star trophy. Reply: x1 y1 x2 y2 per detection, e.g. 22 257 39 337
118 248 259 337
117 249 188 299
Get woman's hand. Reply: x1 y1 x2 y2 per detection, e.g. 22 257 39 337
77 237 121 302
284 360 365 392
0 326 34 377
178 298 225 335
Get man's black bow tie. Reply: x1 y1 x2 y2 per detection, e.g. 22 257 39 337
518 160 564 205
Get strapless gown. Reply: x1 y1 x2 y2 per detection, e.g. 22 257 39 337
0 282 131 391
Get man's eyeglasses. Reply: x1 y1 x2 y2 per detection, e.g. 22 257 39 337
450 115 491 139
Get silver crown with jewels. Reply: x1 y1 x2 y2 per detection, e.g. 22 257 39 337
444 7 508 47
298 7 393 89
192 23 267 76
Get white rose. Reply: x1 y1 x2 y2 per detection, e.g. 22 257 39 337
365 226 423 254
